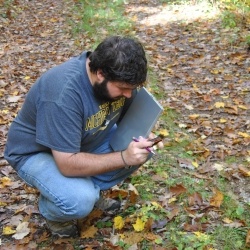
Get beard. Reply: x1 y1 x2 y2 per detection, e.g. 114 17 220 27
93 79 117 102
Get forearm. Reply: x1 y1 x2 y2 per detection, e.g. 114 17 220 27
52 150 126 177
52 137 154 177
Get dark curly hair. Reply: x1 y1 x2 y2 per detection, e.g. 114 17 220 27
89 36 147 86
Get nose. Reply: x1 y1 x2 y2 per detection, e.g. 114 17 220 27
122 89 132 98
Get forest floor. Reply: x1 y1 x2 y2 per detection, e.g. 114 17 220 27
0 0 249 249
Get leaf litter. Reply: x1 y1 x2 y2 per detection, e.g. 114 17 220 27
0 0 250 249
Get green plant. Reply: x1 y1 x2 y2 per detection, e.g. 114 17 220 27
245 34 250 47
96 220 113 228
220 0 250 28
212 226 247 249
68 0 133 44
168 230 216 249
221 10 238 27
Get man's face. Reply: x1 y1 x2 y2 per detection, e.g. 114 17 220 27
93 79 137 102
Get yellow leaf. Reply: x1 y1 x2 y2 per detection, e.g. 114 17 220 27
50 18 58 22
192 84 199 91
131 15 138 21
2 226 16 235
194 231 205 237
2 109 9 114
214 102 225 108
119 233 125 239
189 114 200 120
151 201 162 209
194 232 210 241
1 177 12 187
24 76 30 80
211 69 219 74
114 216 124 230
133 218 145 232
168 197 177 204
223 218 233 224
192 161 199 168
238 105 248 110
0 202 7 206
159 129 169 137
219 118 227 123
238 132 250 138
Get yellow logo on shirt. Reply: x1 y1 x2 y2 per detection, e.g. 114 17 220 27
85 98 125 131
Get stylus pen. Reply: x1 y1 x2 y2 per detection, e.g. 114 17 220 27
132 137 156 155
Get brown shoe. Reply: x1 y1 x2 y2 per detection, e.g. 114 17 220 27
46 219 79 238
95 197 121 211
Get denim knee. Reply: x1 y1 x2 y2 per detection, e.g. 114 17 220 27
68 192 97 219
39 191 99 221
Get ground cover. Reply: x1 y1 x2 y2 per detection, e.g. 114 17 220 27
0 0 249 249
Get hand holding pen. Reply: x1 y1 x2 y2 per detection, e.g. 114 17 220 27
132 137 156 155
132 134 165 154
121 135 163 167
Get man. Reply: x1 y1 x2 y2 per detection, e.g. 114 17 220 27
4 36 160 237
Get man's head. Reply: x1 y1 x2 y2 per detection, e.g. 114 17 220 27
88 36 147 101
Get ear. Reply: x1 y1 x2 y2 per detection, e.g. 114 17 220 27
96 69 105 83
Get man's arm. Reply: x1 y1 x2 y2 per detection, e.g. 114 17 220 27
52 138 154 177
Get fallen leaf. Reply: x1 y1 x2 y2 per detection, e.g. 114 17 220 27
214 102 225 108
238 166 250 177
114 216 125 230
80 225 98 239
210 189 223 207
123 232 143 245
223 217 233 224
192 161 199 168
0 176 12 187
238 105 247 110
219 118 227 123
238 132 250 138
189 114 200 120
177 158 194 170
12 221 30 240
169 184 187 196
159 129 169 137
133 218 145 232
7 96 22 103
2 226 16 235
246 230 250 247
188 192 203 206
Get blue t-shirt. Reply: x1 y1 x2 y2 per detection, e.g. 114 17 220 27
4 52 133 171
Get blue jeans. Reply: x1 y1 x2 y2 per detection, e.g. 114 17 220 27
17 128 140 222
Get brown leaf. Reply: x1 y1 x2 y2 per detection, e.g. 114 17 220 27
169 184 187 196
183 222 209 232
80 225 98 239
123 232 143 245
238 165 250 177
188 192 203 206
210 188 223 207
246 230 250 247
